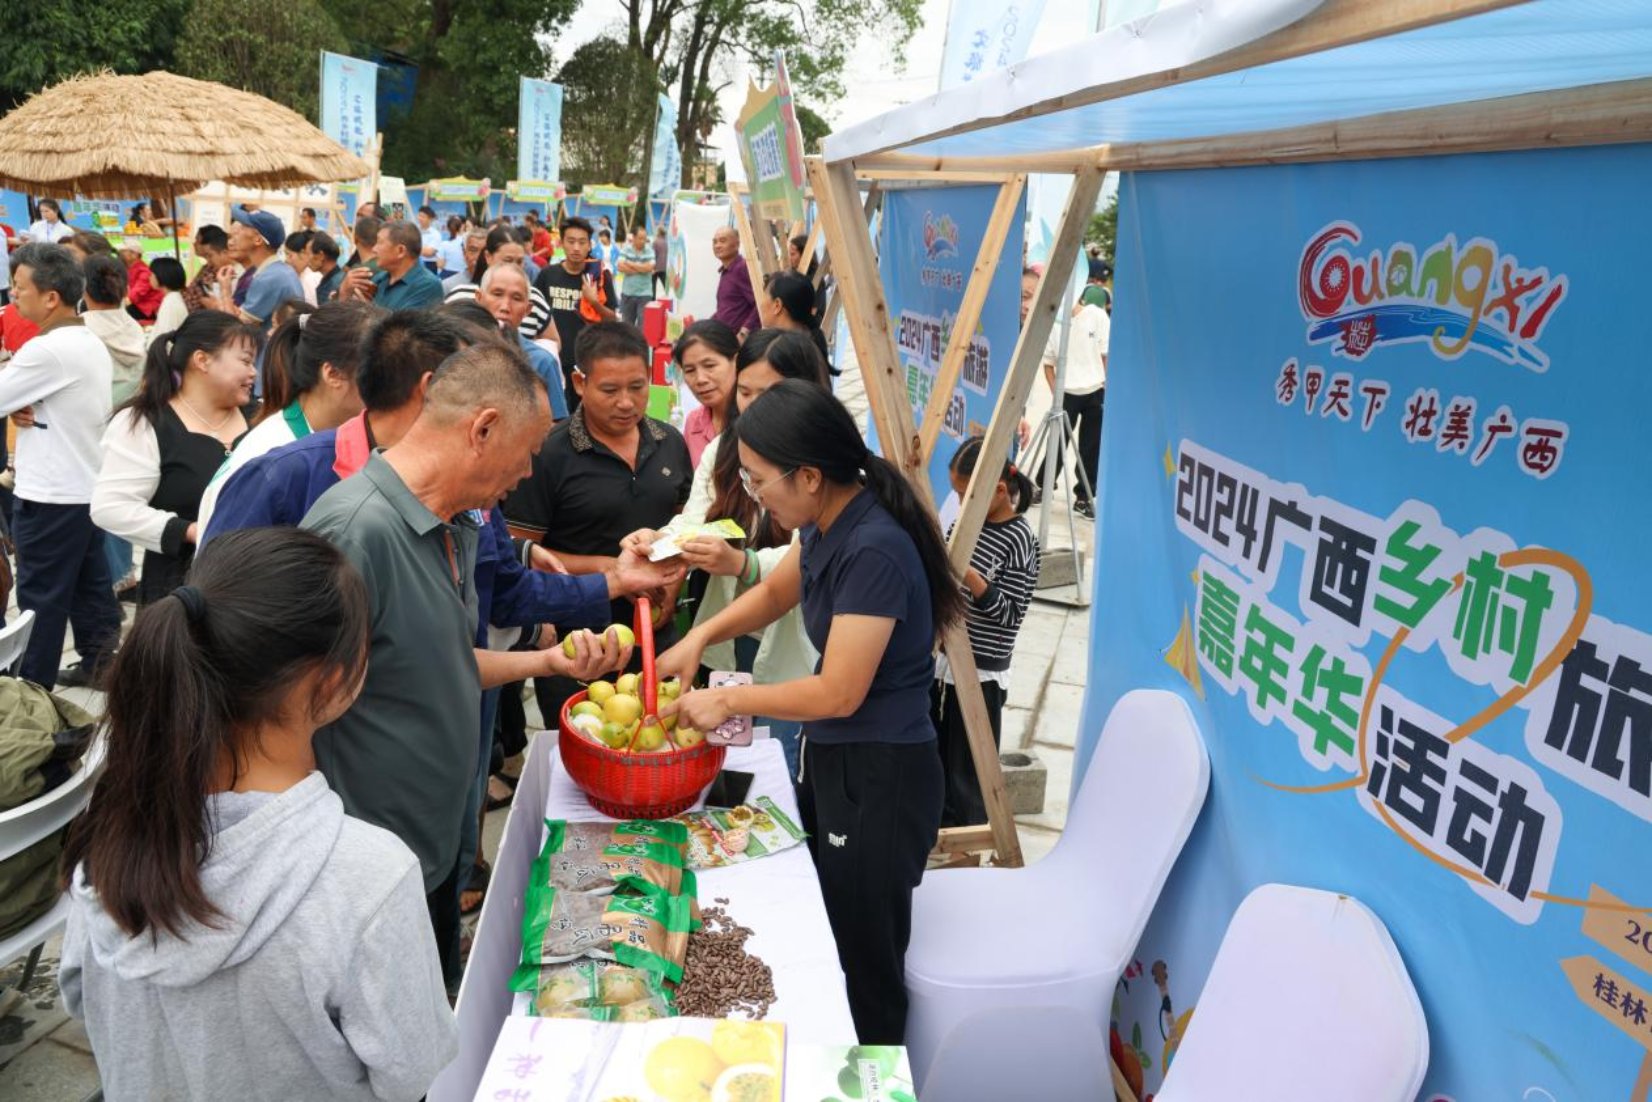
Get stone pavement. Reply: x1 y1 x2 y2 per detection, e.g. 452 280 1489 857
0 494 1095 1097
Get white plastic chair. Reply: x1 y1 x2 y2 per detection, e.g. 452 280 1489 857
1156 884 1429 1102
0 609 35 675
0 731 105 995
904 689 1209 1094
920 1006 1111 1102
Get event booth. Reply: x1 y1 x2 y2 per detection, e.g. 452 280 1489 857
809 0 1652 1097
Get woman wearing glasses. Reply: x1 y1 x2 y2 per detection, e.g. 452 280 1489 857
658 379 964 1047
624 329 829 777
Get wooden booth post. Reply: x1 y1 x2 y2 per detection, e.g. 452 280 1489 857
805 154 1025 869
948 165 1103 573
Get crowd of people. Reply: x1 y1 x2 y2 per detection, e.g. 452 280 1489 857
0 195 1107 1098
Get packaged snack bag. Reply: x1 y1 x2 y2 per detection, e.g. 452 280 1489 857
515 883 696 984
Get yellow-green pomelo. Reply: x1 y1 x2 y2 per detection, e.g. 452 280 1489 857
603 694 644 727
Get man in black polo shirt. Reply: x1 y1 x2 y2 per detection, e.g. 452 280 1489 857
533 216 617 413
503 321 690 725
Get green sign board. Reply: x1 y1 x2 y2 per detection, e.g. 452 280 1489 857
735 52 808 223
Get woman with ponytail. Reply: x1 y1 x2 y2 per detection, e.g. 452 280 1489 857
658 379 962 1045
761 270 834 373
194 299 381 536
931 436 1040 828
91 311 258 604
59 527 457 1101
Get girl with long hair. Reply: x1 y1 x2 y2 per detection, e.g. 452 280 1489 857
60 527 457 1101
658 379 963 1045
194 299 382 537
930 437 1040 828
761 270 833 372
91 312 257 604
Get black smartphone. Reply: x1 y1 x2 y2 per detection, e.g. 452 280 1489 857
705 769 755 809
584 259 602 281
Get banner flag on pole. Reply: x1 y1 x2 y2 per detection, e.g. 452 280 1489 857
651 93 683 202
320 51 379 159
938 0 1048 91
517 78 564 184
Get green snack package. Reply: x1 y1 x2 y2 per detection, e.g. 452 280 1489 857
515 882 695 984
532 820 697 897
511 959 678 1022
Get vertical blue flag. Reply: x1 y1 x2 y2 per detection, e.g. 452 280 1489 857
651 92 682 201
518 78 563 183
319 51 378 159
938 0 1048 91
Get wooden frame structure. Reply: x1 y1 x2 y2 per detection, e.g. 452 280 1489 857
791 1 1652 1095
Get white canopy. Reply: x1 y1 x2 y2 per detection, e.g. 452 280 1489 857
825 0 1652 162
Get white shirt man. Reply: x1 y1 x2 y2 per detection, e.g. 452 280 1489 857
0 243 123 687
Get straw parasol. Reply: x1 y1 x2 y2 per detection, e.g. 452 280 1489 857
0 70 371 247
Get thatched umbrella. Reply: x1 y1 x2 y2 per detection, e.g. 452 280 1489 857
0 70 371 250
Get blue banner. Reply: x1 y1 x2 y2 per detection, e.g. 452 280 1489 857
651 92 682 202
938 0 1047 90
877 185 1025 507
319 51 378 160
518 78 563 185
1087 144 1652 1100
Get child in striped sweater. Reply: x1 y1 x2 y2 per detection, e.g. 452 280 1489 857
931 437 1041 827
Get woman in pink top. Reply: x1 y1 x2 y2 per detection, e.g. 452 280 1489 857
675 319 738 467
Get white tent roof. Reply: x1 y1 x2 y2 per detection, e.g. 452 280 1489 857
824 0 1652 162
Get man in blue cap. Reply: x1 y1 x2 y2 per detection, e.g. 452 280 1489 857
210 205 303 328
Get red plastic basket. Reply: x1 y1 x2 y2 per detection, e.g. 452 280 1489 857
558 596 726 818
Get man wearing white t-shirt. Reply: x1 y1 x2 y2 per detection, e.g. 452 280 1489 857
0 244 122 688
1037 289 1110 519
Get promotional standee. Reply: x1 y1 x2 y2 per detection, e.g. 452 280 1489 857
1088 143 1652 1100
877 184 1025 508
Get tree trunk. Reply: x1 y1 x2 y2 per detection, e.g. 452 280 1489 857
633 58 660 227
675 3 709 186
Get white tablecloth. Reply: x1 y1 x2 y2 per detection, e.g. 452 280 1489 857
517 739 857 1046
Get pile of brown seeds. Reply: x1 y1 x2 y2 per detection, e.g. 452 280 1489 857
672 900 776 1019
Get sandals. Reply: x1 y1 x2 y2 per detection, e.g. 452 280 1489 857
486 773 517 811
460 859 492 916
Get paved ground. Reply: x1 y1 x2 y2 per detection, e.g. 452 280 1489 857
0 492 1094 1097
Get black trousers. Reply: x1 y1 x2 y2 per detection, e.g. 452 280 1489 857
929 678 1007 829
13 500 121 688
799 739 943 1045
426 848 465 995
1037 387 1104 505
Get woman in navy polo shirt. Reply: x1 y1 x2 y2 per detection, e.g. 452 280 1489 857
662 380 965 1044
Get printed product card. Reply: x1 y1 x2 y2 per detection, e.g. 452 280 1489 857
784 1044 917 1102
477 1015 784 1101
672 797 807 869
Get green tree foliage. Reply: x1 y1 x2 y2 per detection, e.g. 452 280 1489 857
174 0 346 122
0 0 191 111
794 103 830 154
1086 192 1118 263
625 0 922 189
319 0 580 182
557 36 660 189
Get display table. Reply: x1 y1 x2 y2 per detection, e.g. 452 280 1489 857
428 734 856 1102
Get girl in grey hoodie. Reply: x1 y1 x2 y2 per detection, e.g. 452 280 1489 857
59 527 458 1101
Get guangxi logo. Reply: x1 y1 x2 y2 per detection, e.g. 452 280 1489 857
1297 221 1567 373
922 211 959 260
